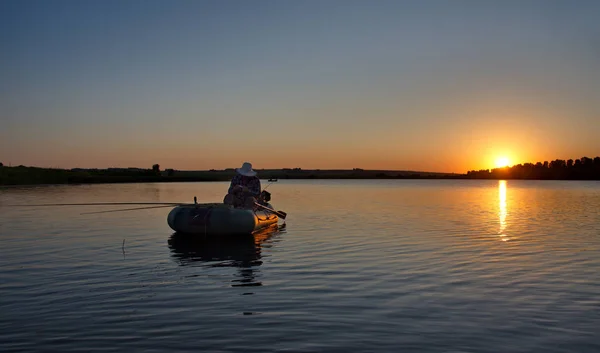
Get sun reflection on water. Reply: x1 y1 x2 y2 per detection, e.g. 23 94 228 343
498 180 508 241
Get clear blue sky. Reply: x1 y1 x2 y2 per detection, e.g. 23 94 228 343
1 0 599 172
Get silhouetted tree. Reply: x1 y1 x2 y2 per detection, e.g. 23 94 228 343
550 160 566 169
467 156 599 180
166 168 175 176
0 162 3 167
152 164 160 175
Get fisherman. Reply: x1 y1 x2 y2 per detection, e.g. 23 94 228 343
224 162 263 208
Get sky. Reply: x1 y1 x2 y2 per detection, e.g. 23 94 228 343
1 0 599 173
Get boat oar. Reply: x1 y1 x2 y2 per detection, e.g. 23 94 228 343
254 202 287 219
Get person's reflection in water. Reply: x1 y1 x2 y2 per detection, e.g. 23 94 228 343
167 224 284 287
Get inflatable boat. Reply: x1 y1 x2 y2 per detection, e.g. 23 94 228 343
167 203 279 236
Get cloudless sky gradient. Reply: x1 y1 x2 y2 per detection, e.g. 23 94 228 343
1 0 599 172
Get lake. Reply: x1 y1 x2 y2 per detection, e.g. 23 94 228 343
1 180 599 352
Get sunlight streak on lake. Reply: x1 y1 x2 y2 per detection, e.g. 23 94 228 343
498 180 508 241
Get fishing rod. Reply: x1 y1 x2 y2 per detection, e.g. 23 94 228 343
7 202 186 207
80 204 177 215
5 183 289 219
263 181 274 192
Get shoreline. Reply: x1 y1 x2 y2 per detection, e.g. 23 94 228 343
2 164 599 186
2 175 599 188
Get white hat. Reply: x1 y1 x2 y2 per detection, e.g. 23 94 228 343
236 162 257 177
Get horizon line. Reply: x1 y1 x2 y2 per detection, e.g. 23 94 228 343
8 164 462 175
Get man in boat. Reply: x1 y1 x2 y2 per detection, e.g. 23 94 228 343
224 162 265 208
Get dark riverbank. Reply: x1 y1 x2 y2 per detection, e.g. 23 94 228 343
0 166 465 185
2 158 599 186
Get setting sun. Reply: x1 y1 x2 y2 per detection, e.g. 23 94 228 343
495 157 511 168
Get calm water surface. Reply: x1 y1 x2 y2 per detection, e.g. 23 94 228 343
1 180 599 352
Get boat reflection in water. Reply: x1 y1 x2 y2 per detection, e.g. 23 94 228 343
167 224 285 287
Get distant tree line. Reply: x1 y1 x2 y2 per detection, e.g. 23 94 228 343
467 156 600 180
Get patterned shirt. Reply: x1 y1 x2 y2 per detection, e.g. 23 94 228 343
228 174 261 196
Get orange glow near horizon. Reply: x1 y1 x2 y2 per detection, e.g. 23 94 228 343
0 137 589 174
